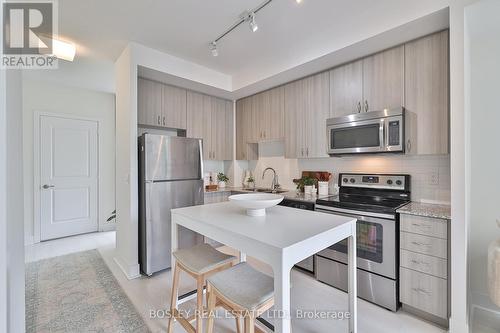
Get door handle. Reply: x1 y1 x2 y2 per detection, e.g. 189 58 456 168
364 100 369 112
157 115 161 125
42 184 55 189
357 101 361 113
163 116 166 126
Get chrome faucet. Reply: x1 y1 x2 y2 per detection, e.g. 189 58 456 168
262 167 280 192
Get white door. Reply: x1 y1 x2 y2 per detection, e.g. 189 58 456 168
39 115 98 240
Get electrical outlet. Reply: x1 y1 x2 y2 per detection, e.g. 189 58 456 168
429 171 439 186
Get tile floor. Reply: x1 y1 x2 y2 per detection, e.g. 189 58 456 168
25 231 453 333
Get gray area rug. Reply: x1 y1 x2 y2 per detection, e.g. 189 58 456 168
26 250 149 333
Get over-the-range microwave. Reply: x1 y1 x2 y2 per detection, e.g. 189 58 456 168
326 107 405 155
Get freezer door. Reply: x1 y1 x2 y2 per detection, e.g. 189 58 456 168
140 179 204 275
143 134 202 181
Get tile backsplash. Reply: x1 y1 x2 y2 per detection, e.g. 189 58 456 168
245 141 450 204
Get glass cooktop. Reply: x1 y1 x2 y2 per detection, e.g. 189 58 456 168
316 193 410 215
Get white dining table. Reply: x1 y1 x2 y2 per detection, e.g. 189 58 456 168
171 202 357 333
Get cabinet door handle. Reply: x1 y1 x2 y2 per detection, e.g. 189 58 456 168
412 287 431 296
264 131 266 138
157 115 161 125
412 223 431 230
364 100 369 112
306 147 309 157
357 101 361 113
406 139 412 153
301 148 304 157
163 116 165 126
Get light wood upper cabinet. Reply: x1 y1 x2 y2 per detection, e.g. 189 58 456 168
138 78 162 127
362 45 405 112
235 97 258 160
138 78 187 129
212 98 233 161
284 72 329 158
187 91 233 161
284 79 302 158
256 87 284 141
162 84 187 129
330 59 363 117
405 30 449 155
235 86 284 160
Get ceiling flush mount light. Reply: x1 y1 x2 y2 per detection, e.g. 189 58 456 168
296 0 303 3
52 38 76 61
210 42 218 57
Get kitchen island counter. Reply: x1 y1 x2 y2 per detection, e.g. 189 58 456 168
171 202 357 333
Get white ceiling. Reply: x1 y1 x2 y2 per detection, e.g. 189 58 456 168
54 0 451 95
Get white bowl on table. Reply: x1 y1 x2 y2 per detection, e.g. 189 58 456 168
228 193 284 217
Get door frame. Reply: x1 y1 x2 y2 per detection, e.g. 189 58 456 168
33 111 101 243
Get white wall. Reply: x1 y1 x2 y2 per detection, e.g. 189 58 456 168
22 78 116 244
247 142 450 202
0 68 7 333
0 68 25 332
466 0 500 315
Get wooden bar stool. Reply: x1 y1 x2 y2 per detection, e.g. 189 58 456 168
206 263 275 333
167 243 237 333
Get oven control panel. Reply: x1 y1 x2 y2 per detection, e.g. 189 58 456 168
340 173 408 191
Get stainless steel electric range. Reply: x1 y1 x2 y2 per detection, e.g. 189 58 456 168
315 173 411 311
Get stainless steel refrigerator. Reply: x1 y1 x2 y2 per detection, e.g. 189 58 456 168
138 134 204 276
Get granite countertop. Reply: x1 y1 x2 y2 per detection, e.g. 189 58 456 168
204 186 236 194
280 191 332 203
204 187 332 203
397 202 451 220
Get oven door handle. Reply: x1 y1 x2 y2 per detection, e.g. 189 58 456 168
315 205 395 220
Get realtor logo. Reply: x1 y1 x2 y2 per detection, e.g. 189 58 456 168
2 0 58 69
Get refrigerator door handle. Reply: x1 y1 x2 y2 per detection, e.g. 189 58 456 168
199 140 204 178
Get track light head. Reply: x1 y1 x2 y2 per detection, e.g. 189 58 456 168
210 42 218 57
249 12 258 32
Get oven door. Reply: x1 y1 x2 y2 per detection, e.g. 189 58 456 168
327 118 385 154
317 210 396 279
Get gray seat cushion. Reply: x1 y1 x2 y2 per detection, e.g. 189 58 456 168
173 243 235 275
207 263 274 311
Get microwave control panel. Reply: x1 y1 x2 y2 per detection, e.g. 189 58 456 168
388 120 400 146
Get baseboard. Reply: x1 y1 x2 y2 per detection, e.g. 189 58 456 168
113 256 141 280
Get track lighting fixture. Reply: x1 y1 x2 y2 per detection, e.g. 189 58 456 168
210 0 302 56
210 42 218 57
249 12 258 32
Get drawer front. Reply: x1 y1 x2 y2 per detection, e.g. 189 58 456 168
400 268 447 319
400 249 447 279
400 231 448 259
400 232 447 259
401 214 447 239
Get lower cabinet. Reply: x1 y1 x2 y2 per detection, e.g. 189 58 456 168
400 268 447 319
203 191 231 247
399 214 449 326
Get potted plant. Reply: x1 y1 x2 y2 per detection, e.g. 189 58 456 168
294 176 315 193
247 175 255 189
302 177 315 194
217 172 229 188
